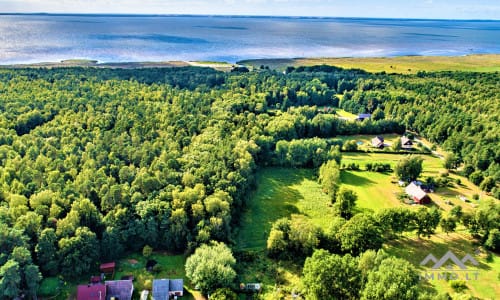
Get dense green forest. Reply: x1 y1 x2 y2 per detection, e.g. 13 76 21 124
0 66 498 297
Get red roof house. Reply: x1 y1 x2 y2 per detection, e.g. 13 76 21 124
405 182 431 204
77 284 106 300
100 262 116 274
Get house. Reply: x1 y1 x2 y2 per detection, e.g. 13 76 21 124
105 280 134 300
169 279 184 297
152 279 184 299
356 113 371 121
100 262 116 277
371 136 385 148
77 284 106 300
405 182 431 204
401 136 413 150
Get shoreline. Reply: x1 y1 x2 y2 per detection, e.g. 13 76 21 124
2 54 500 73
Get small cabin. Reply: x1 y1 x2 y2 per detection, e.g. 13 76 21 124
371 136 385 148
401 136 413 150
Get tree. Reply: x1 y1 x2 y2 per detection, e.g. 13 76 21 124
333 187 357 219
0 260 21 299
440 217 457 235
35 228 59 276
484 229 500 251
185 242 236 295
375 208 416 238
361 257 419 300
303 249 361 300
394 156 423 182
210 288 238 300
58 227 100 279
337 214 384 255
343 140 358 152
318 160 341 199
415 207 441 238
24 264 42 298
443 153 459 170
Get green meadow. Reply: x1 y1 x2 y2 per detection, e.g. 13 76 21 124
236 151 498 299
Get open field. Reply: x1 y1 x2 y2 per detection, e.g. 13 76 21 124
236 168 334 250
239 54 500 74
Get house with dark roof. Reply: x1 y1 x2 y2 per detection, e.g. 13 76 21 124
152 279 184 299
401 136 413 150
356 113 371 121
105 280 134 300
405 182 431 204
371 136 385 148
77 284 106 300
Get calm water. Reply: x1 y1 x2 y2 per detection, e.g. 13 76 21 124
0 14 499 64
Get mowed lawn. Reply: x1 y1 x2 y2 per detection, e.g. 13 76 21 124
341 170 401 211
236 168 334 250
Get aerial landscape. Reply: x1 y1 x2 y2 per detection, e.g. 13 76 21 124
0 1 499 300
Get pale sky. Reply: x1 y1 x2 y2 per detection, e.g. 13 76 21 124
1 0 499 20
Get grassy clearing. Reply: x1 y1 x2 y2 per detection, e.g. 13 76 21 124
239 54 500 74
385 231 500 299
236 168 334 250
235 167 334 299
341 170 401 211
237 163 498 299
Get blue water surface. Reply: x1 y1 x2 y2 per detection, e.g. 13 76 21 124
0 14 499 64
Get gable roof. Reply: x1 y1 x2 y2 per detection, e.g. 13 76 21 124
100 262 116 272
77 284 106 300
105 280 134 300
405 182 427 200
401 136 413 145
169 279 183 292
152 279 170 300
371 136 384 147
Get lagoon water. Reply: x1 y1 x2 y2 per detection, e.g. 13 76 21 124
0 14 499 64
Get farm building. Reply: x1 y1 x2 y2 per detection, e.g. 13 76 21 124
105 280 134 300
401 136 413 150
100 262 116 275
356 113 372 121
371 136 385 148
77 284 106 300
152 279 184 299
405 182 431 204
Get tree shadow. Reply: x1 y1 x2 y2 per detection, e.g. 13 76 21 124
340 171 376 187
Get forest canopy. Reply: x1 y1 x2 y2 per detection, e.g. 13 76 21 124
0 65 498 293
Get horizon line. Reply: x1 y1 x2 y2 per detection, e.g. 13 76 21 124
0 12 498 22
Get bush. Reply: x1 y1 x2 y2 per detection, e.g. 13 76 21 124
211 288 238 300
143 245 153 258
449 280 468 292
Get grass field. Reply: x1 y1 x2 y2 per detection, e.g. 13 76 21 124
236 160 498 299
239 54 500 74
236 168 334 250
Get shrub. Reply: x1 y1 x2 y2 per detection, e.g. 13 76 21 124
449 280 468 292
143 245 153 258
